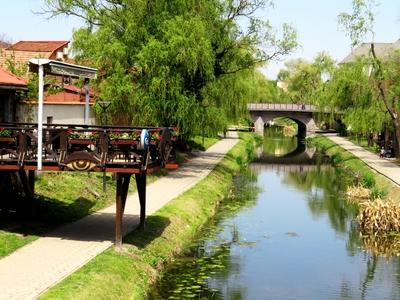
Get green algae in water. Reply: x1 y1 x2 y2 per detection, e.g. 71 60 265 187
149 171 259 300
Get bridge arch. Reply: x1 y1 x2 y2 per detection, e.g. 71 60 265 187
248 103 317 137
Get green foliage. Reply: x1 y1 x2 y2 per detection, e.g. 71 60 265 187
278 52 335 105
338 0 376 47
361 171 376 188
337 0 400 157
44 0 297 137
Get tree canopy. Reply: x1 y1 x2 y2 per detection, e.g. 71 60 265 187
44 0 297 138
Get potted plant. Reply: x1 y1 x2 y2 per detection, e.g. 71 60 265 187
150 131 161 145
171 127 179 142
67 129 97 145
110 129 140 145
0 128 14 143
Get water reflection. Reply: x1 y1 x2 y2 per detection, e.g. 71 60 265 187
151 132 400 300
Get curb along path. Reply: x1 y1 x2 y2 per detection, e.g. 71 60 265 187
323 133 400 186
0 133 239 300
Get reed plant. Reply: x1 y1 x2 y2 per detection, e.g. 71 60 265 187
357 198 400 233
345 185 371 203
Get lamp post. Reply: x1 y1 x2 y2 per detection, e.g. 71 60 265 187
28 59 97 172
97 101 111 192
97 100 111 125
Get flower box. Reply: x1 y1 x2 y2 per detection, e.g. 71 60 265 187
69 138 96 145
0 137 15 143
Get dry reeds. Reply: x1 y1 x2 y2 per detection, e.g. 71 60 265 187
357 198 400 233
360 234 400 257
345 185 371 203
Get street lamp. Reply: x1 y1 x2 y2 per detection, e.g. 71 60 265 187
97 100 111 125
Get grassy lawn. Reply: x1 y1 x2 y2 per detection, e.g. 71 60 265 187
0 231 37 257
348 136 380 154
190 136 221 151
310 135 400 202
39 133 257 300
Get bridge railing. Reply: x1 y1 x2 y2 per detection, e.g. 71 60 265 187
247 103 316 112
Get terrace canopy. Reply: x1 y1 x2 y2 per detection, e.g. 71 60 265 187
28 59 97 170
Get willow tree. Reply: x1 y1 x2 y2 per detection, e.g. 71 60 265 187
43 0 297 137
278 53 335 105
323 58 387 141
339 0 400 155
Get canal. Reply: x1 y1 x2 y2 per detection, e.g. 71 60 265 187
150 133 400 300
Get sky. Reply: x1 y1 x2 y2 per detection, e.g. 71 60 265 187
0 0 399 79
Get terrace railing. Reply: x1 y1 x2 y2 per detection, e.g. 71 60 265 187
0 123 177 173
0 123 179 246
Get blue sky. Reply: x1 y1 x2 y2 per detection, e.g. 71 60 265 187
1 0 399 79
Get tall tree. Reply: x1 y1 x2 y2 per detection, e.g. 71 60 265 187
43 0 297 137
339 0 400 155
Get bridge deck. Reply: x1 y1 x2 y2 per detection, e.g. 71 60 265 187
0 122 178 246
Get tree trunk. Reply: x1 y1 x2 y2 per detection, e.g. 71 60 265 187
393 119 400 158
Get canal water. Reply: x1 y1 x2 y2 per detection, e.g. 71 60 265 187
150 134 400 300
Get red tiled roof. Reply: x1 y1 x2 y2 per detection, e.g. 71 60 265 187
6 41 69 52
0 41 10 49
44 84 95 104
0 67 27 87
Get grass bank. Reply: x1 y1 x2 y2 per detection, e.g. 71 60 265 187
40 133 258 300
309 135 400 202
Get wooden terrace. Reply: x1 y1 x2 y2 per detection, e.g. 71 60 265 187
0 123 178 246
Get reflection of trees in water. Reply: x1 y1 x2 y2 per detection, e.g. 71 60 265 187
283 165 400 299
283 167 357 235
151 171 258 299
263 127 298 157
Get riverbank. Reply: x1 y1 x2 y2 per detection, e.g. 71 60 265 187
310 135 400 202
38 133 257 299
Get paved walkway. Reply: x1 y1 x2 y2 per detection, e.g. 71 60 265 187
0 133 239 300
324 133 400 186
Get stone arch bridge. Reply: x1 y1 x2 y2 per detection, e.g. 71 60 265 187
248 103 318 137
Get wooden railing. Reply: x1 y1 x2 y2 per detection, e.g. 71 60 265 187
0 123 177 173
0 122 179 246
